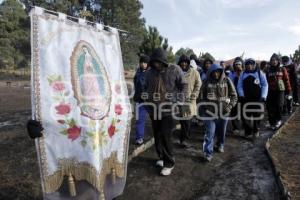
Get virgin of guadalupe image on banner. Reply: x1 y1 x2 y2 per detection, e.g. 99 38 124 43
30 6 132 200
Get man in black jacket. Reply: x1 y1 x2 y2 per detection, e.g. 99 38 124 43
143 48 188 176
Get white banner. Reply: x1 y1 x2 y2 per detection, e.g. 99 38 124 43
30 6 131 200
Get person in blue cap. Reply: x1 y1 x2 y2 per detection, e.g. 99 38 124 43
237 58 268 139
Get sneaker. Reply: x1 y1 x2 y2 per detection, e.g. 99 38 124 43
156 160 164 167
160 166 174 176
205 154 213 162
233 129 240 135
218 146 224 153
135 138 143 145
275 120 282 129
271 125 277 131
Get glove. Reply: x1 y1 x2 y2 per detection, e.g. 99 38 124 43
224 98 231 104
26 120 43 139
260 97 266 102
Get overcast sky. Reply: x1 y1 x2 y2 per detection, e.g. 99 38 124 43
2 0 300 60
140 0 300 60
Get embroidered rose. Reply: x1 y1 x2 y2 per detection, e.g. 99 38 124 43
114 104 123 115
108 124 116 138
67 125 81 141
55 103 71 115
115 84 121 94
52 81 65 91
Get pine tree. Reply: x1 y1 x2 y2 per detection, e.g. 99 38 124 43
175 47 195 62
293 48 300 63
139 26 175 63
3 0 171 69
21 0 78 15
98 0 146 69
0 0 30 69
200 52 215 62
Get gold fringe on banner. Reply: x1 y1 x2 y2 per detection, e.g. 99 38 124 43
100 190 105 200
43 152 125 193
111 168 116 185
68 173 76 196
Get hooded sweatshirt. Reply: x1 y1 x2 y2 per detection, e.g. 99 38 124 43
144 48 188 116
282 56 297 89
200 58 214 81
229 57 244 88
199 64 238 116
133 67 148 103
237 59 268 101
178 54 190 69
266 54 291 93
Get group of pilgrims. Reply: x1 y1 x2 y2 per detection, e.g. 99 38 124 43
133 47 299 176
26 46 299 177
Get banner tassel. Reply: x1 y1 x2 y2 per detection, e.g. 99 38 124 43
100 190 105 200
68 173 76 197
111 168 116 185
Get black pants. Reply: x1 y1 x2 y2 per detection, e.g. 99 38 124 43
230 104 241 131
151 115 175 168
266 91 284 125
293 83 299 103
242 102 263 135
179 119 191 142
284 98 293 113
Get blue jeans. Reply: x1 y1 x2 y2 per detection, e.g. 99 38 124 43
135 103 147 140
203 117 228 156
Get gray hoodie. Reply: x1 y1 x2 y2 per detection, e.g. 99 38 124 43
199 64 238 117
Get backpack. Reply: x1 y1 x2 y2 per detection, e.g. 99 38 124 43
241 69 262 86
241 70 262 101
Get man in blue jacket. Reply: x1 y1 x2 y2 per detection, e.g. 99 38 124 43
237 58 268 139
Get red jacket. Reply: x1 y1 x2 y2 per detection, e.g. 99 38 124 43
266 66 291 93
283 64 298 89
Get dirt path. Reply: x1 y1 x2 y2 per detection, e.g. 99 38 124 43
0 86 285 199
117 122 282 200
268 109 300 199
